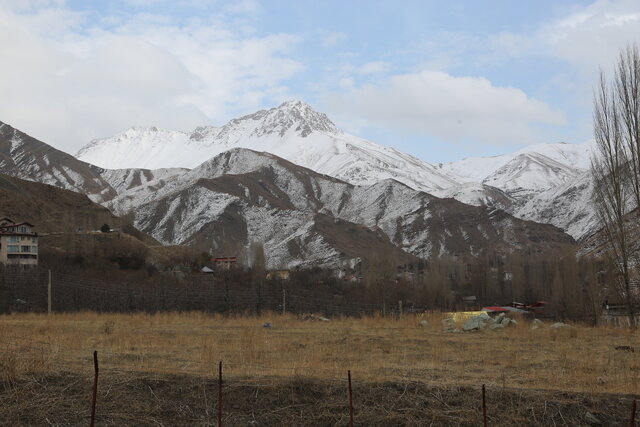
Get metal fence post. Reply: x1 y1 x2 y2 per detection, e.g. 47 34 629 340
90 351 99 427
348 370 354 427
217 361 223 427
482 384 487 427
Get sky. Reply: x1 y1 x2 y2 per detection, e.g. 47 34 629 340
0 0 639 163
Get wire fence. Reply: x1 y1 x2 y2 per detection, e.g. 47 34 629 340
0 268 636 326
0 268 413 316
3 342 638 426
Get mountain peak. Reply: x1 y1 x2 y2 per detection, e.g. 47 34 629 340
225 99 340 138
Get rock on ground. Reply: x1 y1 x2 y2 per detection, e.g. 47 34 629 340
462 313 494 332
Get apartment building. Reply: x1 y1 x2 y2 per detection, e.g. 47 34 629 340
0 218 38 267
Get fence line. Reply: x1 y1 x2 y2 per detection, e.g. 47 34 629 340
61 350 640 426
1 268 634 323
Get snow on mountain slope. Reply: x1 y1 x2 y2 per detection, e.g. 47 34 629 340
0 121 116 202
99 167 188 195
437 141 592 196
77 100 459 194
77 127 192 171
79 101 593 218
438 141 591 182
107 148 574 268
482 152 583 197
514 171 598 241
433 182 515 211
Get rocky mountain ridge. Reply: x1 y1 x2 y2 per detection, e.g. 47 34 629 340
76 101 595 240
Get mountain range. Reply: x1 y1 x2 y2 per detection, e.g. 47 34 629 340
0 100 595 268
76 101 596 239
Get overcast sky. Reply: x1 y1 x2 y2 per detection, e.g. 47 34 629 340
1 0 639 162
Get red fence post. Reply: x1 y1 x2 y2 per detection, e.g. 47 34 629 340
217 361 223 427
348 370 354 427
631 398 637 426
482 384 487 427
90 350 99 427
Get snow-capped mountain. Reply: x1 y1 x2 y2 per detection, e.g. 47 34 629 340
0 121 116 202
433 141 597 239
514 171 597 239
77 100 459 194
103 148 574 268
1 100 597 267
437 142 592 197
75 101 599 241
77 102 593 231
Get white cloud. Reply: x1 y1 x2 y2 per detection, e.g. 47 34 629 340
358 61 391 75
322 31 347 47
224 0 261 15
0 3 301 152
323 70 565 146
541 0 640 71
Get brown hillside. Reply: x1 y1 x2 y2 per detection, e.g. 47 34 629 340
0 174 121 233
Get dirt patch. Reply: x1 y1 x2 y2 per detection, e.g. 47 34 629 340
0 371 635 426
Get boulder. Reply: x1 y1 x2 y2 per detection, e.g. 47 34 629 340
489 323 505 330
419 319 429 327
463 313 495 332
550 322 570 329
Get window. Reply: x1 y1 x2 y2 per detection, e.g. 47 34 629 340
31 246 37 253
7 245 18 252
21 245 30 252
19 227 27 233
9 236 18 242
32 237 37 243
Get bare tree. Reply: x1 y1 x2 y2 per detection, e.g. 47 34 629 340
591 44 640 326
616 43 640 210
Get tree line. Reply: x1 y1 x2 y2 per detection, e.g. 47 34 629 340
0 245 608 323
591 43 640 326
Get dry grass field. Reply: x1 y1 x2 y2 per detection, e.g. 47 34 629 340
2 312 640 425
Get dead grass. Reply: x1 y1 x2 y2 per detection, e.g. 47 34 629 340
2 311 640 396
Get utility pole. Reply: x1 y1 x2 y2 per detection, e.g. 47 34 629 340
282 288 286 315
47 269 51 314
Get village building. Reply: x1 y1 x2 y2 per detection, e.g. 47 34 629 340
0 218 38 267
211 256 237 270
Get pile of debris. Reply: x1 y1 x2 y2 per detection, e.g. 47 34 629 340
442 312 518 333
